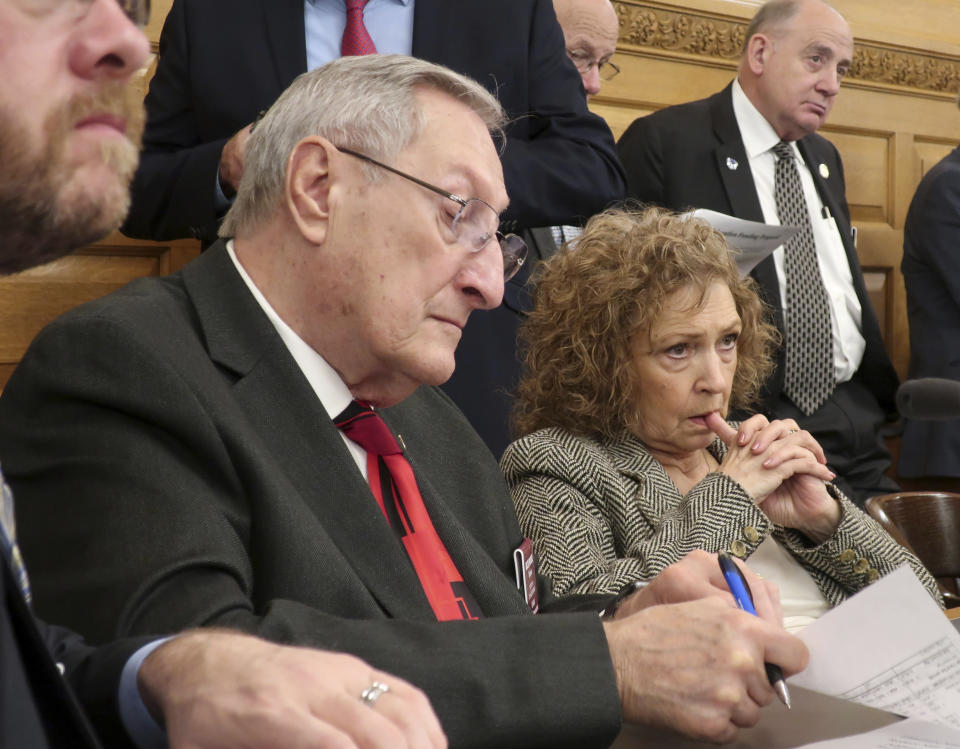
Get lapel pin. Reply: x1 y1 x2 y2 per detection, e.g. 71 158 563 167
726 157 739 171
819 163 830 179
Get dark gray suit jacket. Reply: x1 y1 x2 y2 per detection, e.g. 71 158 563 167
0 243 621 748
900 146 960 476
617 83 898 419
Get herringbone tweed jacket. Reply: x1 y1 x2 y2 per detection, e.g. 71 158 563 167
501 426 940 607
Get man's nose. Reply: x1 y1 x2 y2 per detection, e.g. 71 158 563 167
458 242 506 311
582 67 602 98
69 0 151 82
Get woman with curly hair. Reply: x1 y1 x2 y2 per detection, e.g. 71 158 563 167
501 207 939 631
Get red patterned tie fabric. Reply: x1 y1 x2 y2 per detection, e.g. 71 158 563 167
335 401 480 621
341 0 378 57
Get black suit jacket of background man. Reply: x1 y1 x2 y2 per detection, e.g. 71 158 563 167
123 0 625 243
0 244 622 748
900 146 960 477
616 83 898 420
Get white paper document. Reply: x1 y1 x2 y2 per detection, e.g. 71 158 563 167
688 208 799 278
797 717 960 748
790 565 960 731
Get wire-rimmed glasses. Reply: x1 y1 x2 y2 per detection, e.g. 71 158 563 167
336 147 527 281
567 50 621 81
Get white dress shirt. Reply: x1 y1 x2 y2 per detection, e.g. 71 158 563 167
731 80 865 383
226 242 369 479
305 0 414 71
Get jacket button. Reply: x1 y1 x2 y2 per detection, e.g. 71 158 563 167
730 540 747 557
840 549 856 563
743 525 760 543
854 558 869 574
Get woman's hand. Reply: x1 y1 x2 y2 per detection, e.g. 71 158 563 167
707 413 840 541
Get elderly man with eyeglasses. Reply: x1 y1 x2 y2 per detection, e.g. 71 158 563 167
0 53 808 747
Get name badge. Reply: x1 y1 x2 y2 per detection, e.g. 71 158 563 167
513 538 539 613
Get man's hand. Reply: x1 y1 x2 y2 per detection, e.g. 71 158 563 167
219 125 254 194
138 630 447 749
604 597 808 743
614 550 782 625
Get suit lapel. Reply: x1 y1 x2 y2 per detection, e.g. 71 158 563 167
710 84 783 314
379 392 531 617
183 245 436 621
710 85 765 224
261 0 308 90
797 138 854 257
605 433 681 528
605 433 730 528
402 436 529 617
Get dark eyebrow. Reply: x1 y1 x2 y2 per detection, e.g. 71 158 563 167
805 43 835 59
805 41 851 67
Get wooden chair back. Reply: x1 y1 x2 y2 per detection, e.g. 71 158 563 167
866 491 960 606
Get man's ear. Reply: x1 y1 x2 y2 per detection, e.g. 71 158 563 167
285 136 335 245
744 33 773 76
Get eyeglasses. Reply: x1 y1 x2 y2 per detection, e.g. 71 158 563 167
63 0 151 27
336 147 527 281
116 0 151 26
567 50 621 81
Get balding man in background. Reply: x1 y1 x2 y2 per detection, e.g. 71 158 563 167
618 0 900 507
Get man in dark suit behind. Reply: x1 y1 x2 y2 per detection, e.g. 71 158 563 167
121 0 625 244
900 104 960 478
444 0 623 458
0 53 808 747
617 0 900 506
0 1 445 746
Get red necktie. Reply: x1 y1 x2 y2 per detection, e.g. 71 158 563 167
335 402 480 621
341 0 378 57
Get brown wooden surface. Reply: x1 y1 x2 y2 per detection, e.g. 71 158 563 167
0 234 199 392
866 491 960 605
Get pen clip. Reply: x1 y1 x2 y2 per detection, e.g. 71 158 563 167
718 551 756 607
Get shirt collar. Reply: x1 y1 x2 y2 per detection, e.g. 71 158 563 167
732 78 786 160
224 240 354 421
304 0 413 7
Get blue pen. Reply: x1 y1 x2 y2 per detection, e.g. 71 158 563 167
717 551 791 708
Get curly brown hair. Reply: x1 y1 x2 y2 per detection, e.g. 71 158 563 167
512 206 779 441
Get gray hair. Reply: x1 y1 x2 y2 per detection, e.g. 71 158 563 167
220 54 506 238
740 0 802 56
